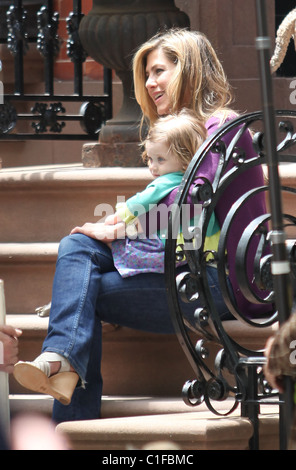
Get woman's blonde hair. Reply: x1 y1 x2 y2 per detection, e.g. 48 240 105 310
133 28 233 131
142 108 205 171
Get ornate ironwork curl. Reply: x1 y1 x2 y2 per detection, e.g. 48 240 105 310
80 102 103 135
37 6 61 58
66 11 87 63
165 110 296 421
6 4 29 56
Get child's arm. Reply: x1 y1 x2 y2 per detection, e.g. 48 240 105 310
70 175 182 243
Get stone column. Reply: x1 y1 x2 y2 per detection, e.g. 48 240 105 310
79 0 189 167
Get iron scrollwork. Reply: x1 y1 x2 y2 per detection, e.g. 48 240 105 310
165 110 296 422
80 102 103 135
0 1 112 140
31 102 65 134
37 5 61 58
6 4 29 56
66 11 87 63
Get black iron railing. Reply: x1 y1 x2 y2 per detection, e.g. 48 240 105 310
165 109 296 450
165 0 295 450
0 0 112 140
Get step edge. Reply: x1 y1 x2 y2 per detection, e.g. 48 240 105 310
0 243 59 260
5 313 277 344
0 165 152 188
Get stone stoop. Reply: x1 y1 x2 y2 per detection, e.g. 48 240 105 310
7 312 280 450
2 162 295 450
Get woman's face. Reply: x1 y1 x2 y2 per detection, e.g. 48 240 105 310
145 48 177 116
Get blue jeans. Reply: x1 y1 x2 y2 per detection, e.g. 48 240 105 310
42 233 232 423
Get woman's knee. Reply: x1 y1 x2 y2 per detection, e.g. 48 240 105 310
58 233 92 257
58 234 113 269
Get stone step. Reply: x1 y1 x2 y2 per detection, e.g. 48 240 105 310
9 394 53 417
0 163 296 244
0 164 152 243
8 394 204 420
55 400 279 450
6 314 277 398
0 243 57 314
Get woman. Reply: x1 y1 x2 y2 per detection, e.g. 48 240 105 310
13 29 267 423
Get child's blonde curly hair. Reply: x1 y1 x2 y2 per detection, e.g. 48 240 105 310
142 108 205 171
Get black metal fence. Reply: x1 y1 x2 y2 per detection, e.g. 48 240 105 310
165 0 295 449
165 109 296 450
0 0 112 140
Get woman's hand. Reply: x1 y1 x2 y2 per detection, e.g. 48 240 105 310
70 221 126 243
0 325 22 374
104 213 123 225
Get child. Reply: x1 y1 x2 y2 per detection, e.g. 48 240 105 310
74 108 220 277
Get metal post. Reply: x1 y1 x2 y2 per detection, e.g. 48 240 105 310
72 0 83 96
0 280 10 437
45 0 54 96
255 0 294 449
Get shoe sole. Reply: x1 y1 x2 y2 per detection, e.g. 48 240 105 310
13 362 78 405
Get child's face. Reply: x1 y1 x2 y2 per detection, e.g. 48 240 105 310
145 140 183 178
